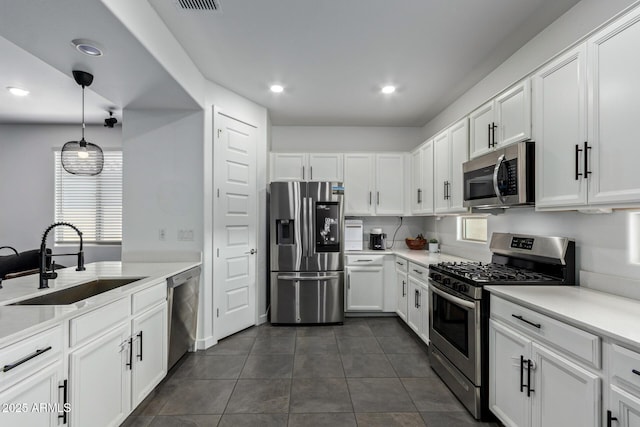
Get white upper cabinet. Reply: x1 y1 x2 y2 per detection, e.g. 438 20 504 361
271 153 306 181
410 140 435 215
533 44 588 209
344 153 405 216
344 153 375 215
586 8 640 206
535 6 640 210
435 119 469 214
470 79 531 159
271 153 343 182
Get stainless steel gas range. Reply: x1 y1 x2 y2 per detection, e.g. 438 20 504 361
427 232 575 421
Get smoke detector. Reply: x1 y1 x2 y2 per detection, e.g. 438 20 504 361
174 0 221 11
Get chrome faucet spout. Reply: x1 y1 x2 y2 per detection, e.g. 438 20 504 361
39 222 85 289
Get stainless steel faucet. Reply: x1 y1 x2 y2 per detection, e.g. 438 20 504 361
39 222 85 289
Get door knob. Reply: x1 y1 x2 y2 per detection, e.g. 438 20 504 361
245 249 257 255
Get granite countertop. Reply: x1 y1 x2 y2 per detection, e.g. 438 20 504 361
0 261 200 347
485 285 640 351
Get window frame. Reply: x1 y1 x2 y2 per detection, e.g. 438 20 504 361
457 215 489 244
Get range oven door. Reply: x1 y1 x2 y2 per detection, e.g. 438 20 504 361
429 280 481 385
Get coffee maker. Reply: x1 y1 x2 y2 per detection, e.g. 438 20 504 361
369 228 387 250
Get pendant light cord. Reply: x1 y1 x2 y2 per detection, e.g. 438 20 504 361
81 85 85 141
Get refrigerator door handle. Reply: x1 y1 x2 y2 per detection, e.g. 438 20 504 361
301 196 309 258
308 196 314 257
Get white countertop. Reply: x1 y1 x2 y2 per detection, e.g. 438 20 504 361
345 248 472 267
486 285 640 351
0 261 200 347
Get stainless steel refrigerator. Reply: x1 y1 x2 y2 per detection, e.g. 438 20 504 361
269 181 344 324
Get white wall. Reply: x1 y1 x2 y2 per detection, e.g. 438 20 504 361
272 126 424 152
0 124 122 262
121 109 204 255
421 0 638 138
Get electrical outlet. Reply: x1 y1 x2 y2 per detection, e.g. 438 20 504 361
178 229 194 241
159 228 166 241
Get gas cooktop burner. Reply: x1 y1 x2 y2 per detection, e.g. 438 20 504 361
433 261 558 284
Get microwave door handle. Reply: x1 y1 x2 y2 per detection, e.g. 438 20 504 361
493 154 507 203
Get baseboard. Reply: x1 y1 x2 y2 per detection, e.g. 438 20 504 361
195 335 217 351
258 313 268 325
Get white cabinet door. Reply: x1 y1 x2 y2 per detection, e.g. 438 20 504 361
308 153 343 182
0 362 64 427
271 153 306 181
418 282 429 344
530 343 600 427
421 140 435 215
449 118 469 212
410 148 423 214
496 79 531 147
344 154 374 215
433 130 450 213
469 101 495 159
587 9 640 206
533 45 588 209
396 270 408 322
131 303 168 407
407 278 422 334
489 319 532 427
375 153 405 215
69 322 131 427
346 266 384 311
610 386 640 427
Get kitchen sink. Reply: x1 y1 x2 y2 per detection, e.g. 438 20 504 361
10 277 147 305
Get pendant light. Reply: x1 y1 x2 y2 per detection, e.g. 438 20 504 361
61 70 104 176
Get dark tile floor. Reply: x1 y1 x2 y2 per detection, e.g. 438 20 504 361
124 317 499 427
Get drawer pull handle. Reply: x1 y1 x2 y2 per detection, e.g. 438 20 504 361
58 379 68 424
632 369 640 376
413 269 423 275
396 262 404 266
2 346 52 372
607 410 618 427
526 359 534 397
512 314 541 329
355 259 373 262
137 331 143 361
519 355 525 393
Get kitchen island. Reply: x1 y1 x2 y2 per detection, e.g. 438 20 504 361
0 261 200 427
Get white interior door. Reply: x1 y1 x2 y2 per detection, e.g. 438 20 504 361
214 111 258 340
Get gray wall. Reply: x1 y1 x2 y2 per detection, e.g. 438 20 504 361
271 126 424 152
0 124 122 262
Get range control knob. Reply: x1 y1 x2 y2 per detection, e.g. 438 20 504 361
459 284 469 293
442 278 451 286
431 273 441 281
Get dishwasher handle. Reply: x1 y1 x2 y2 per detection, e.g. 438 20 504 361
167 266 202 289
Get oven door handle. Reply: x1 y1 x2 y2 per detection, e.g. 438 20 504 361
493 154 507 204
430 283 476 309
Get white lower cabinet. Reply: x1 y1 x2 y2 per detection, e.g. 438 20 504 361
69 322 131 427
407 278 422 334
346 265 384 311
406 262 429 345
131 302 168 407
395 257 409 322
0 361 65 427
489 299 600 427
610 387 640 427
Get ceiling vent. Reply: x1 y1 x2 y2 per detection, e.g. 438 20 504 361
174 0 221 11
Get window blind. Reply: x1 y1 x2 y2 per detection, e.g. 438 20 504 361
54 150 123 244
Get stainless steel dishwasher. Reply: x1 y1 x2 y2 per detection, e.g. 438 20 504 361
166 266 201 369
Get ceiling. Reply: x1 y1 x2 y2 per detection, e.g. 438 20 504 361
0 0 200 125
148 0 582 126
0 0 582 126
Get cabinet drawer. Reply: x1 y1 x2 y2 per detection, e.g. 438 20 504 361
491 295 600 368
611 344 640 390
345 255 385 266
70 297 129 348
395 257 408 273
132 281 167 315
0 325 63 390
409 262 428 281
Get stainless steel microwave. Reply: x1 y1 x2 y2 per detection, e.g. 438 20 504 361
462 141 535 209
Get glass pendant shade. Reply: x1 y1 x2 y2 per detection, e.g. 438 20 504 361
61 70 104 175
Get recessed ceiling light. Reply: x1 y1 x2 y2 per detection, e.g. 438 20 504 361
7 86 29 97
381 85 396 94
270 85 284 93
71 39 104 57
